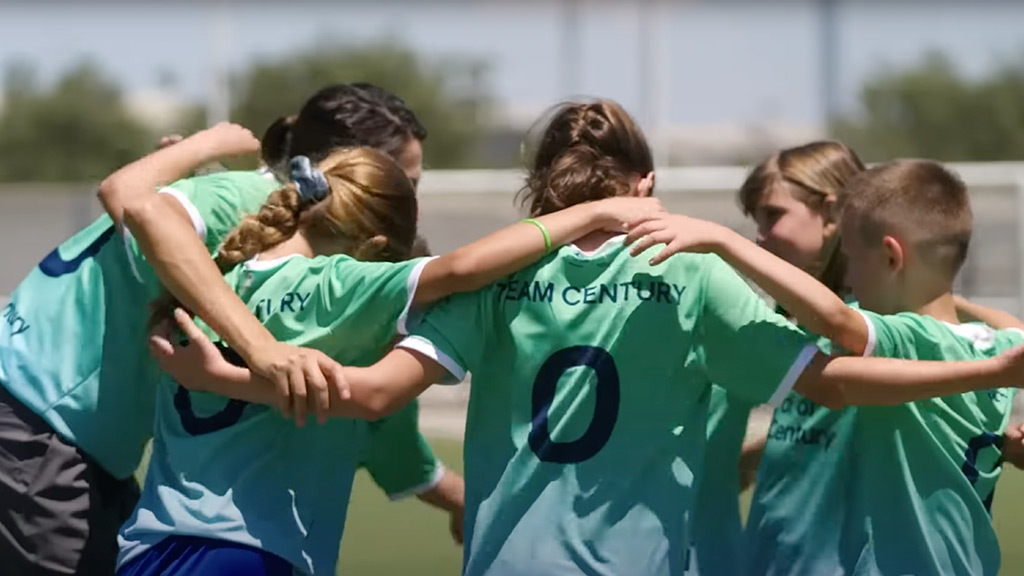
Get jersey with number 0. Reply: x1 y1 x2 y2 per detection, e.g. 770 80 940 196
838 310 1021 576
117 253 435 574
399 238 821 576
0 170 276 479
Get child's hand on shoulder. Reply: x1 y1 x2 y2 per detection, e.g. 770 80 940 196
624 214 732 265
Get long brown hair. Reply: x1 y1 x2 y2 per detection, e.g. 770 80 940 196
518 99 654 217
737 140 865 295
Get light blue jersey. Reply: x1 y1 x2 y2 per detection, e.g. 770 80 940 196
0 216 160 479
118 253 440 574
0 171 278 479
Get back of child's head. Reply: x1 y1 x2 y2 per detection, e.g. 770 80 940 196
150 146 418 328
737 140 865 295
518 99 653 217
840 159 972 280
260 83 427 178
218 147 419 271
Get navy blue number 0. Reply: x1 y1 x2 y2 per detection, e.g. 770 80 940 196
174 343 251 436
528 346 620 464
962 432 1002 513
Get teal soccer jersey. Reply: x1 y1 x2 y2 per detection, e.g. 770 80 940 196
838 310 1021 576
0 170 276 478
400 238 821 576
688 386 753 576
360 399 445 499
744 332 860 576
118 253 439 574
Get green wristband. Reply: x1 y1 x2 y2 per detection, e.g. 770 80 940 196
522 218 552 254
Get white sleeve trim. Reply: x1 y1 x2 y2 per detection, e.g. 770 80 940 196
385 462 446 501
158 187 207 242
852 308 877 357
397 335 467 384
767 344 820 407
396 256 437 336
121 228 144 284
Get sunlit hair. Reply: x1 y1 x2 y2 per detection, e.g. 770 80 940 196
518 99 654 217
737 140 865 295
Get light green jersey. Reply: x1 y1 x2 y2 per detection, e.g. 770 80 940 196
359 399 445 499
837 310 1021 576
0 170 276 478
119 253 440 574
399 238 821 576
745 328 861 576
688 386 753 576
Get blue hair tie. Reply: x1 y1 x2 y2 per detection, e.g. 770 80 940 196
289 156 329 206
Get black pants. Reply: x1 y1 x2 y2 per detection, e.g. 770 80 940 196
0 384 141 576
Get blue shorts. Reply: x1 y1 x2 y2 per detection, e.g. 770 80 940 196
118 535 292 576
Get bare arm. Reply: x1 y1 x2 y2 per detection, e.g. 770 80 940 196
417 469 466 545
953 295 1024 331
108 125 347 422
101 124 297 387
793 350 1020 410
738 428 767 492
151 310 441 422
412 197 665 307
625 215 869 355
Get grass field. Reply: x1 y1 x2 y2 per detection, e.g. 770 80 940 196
138 437 1024 575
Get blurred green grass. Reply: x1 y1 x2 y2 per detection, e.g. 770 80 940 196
138 439 1024 575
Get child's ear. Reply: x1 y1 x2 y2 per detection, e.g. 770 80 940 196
882 235 905 273
355 235 390 260
821 196 839 236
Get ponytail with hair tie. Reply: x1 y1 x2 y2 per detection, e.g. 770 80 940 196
290 156 330 206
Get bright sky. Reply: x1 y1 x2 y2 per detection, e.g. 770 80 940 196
3 2 1023 128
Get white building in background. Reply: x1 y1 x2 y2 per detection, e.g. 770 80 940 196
123 89 190 133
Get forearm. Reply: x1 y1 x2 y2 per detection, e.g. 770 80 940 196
716 228 867 354
954 295 1024 330
819 355 1010 407
738 428 767 491
416 201 612 304
331 350 448 420
99 140 216 229
181 363 281 406
124 195 277 360
415 468 465 513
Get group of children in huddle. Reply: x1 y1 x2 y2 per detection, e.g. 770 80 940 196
1 81 1023 576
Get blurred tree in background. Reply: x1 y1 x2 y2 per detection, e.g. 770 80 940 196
834 50 1024 162
232 40 492 169
0 60 153 182
0 40 491 182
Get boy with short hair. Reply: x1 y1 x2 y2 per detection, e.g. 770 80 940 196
628 158 1021 575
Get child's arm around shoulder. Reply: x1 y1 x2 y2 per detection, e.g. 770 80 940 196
792 347 1024 409
411 197 665 307
625 213 869 355
954 296 1024 331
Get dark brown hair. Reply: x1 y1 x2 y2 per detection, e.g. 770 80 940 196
518 99 654 217
261 83 427 178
